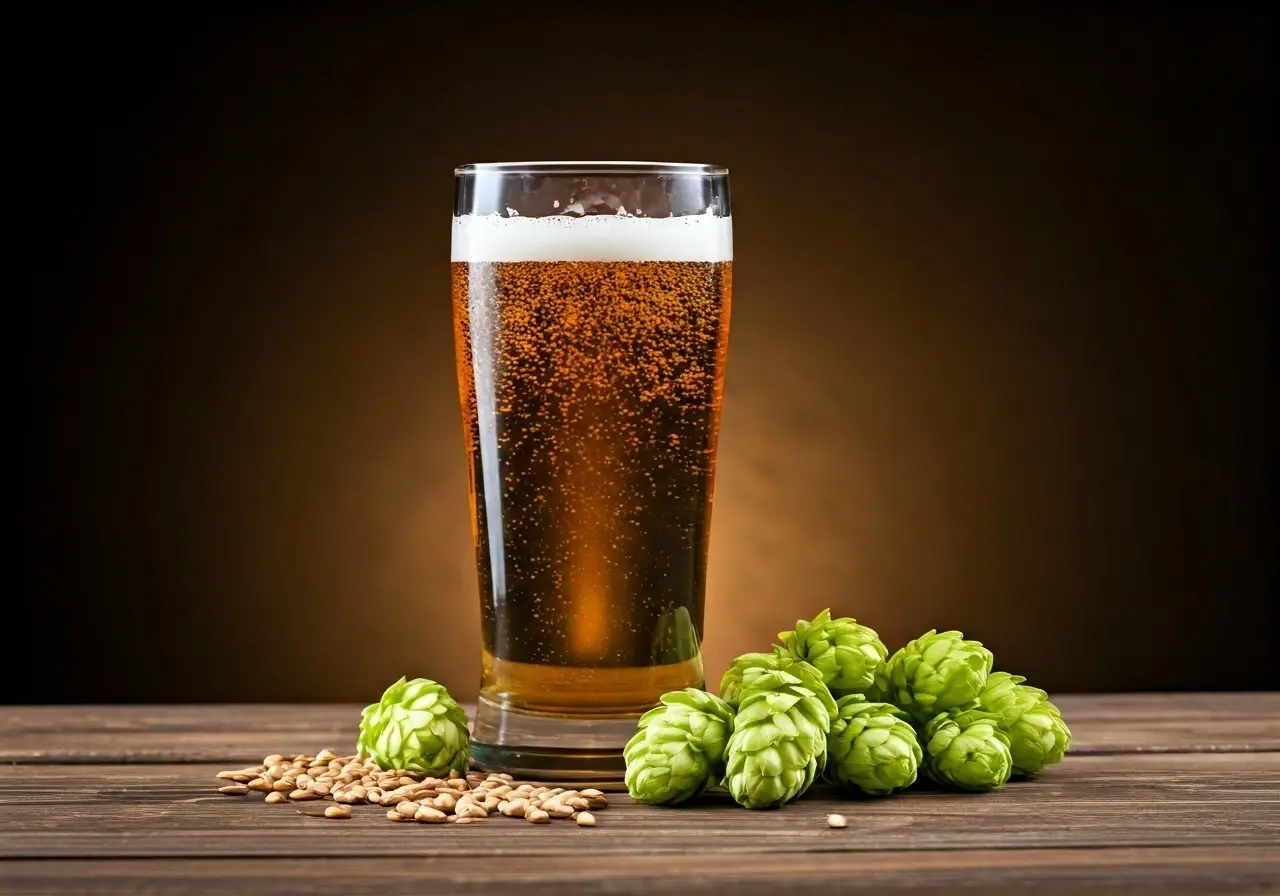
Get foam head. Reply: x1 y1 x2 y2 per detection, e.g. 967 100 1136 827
451 213 733 263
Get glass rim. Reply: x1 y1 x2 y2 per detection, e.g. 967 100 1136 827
454 161 728 177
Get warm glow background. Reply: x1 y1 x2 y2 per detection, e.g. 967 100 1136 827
19 9 1275 702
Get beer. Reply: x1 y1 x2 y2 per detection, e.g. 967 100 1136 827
452 214 732 716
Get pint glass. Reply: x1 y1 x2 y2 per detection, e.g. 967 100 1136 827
451 162 732 779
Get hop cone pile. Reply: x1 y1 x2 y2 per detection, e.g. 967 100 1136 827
357 676 470 776
624 614 1073 812
826 695 922 796
723 667 837 809
624 689 735 806
778 608 888 696
877 629 993 724
922 709 1013 792
979 672 1071 776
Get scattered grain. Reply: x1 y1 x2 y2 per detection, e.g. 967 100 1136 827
215 751 611 828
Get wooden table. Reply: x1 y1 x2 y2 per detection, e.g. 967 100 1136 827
1 694 1277 894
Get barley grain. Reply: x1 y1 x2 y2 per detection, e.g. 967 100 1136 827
414 806 448 823
499 798 529 817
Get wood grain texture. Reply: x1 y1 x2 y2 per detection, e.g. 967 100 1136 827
1 754 1277 859
2 693 1277 763
3 848 1278 895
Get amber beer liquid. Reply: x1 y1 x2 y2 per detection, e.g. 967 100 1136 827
452 213 732 728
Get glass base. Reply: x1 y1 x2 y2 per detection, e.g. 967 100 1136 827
469 695 637 786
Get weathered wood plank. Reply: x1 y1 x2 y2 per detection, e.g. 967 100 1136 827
0 754 1275 859
2 847 1277 895
1 694 1276 763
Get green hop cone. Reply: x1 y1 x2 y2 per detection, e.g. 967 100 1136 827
723 668 835 809
357 677 470 775
879 629 994 723
978 672 1072 776
624 689 736 805
778 608 888 694
922 708 1013 792
719 648 788 708
720 650 835 712
826 694 922 796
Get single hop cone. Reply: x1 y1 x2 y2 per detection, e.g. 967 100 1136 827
922 708 1013 792
357 676 470 776
723 668 835 809
978 672 1071 776
719 648 789 709
877 629 994 724
826 694 922 796
720 651 833 712
624 689 736 806
778 608 888 695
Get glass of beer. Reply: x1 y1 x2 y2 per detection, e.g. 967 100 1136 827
452 162 732 780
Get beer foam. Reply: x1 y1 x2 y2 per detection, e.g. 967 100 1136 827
451 213 733 263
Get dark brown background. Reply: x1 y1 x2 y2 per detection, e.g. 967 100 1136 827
19 7 1275 703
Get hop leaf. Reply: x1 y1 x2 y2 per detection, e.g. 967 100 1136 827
778 608 888 694
878 630 993 724
357 677 470 776
723 667 835 809
624 689 735 805
978 672 1071 776
826 695 922 796
922 708 1013 792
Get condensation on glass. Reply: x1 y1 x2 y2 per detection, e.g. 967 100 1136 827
451 162 732 779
